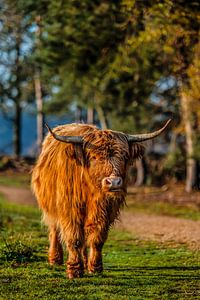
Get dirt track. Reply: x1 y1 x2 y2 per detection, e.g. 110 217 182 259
118 211 200 250
1 185 200 251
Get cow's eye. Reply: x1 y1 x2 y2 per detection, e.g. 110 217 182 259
91 156 103 162
108 149 115 157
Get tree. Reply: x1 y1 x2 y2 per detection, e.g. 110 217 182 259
0 0 35 157
34 15 45 154
136 0 200 191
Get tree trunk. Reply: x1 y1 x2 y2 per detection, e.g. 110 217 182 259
34 73 44 155
87 107 94 124
13 33 22 158
134 158 147 186
134 159 144 186
13 102 21 158
34 16 44 155
180 90 196 192
75 105 82 122
96 105 108 129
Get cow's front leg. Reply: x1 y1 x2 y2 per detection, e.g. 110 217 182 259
48 225 63 265
82 244 88 270
88 241 104 273
65 234 84 279
86 224 108 274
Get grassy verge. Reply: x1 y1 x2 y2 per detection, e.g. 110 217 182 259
0 194 200 300
0 174 30 188
126 195 200 221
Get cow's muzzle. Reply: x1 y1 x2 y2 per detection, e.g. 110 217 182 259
102 176 123 192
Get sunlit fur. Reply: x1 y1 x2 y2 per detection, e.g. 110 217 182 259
31 123 144 278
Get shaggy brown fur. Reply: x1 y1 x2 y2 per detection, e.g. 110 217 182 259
31 123 144 278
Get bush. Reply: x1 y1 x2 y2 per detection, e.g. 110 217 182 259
0 240 36 264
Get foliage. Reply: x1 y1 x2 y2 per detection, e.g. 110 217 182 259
163 148 186 180
19 0 199 143
23 0 129 122
0 0 35 156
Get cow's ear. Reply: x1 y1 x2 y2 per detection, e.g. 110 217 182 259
129 143 145 164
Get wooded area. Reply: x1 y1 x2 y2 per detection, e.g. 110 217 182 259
0 0 199 191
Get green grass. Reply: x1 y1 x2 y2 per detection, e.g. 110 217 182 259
0 194 200 300
126 195 200 221
0 174 30 188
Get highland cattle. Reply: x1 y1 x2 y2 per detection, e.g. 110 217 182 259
31 120 170 278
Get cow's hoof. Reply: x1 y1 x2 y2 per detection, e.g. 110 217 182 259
49 259 63 266
88 264 103 274
67 269 84 279
67 261 84 279
48 255 63 266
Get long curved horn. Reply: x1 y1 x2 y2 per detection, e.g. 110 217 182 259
127 119 171 142
45 123 83 144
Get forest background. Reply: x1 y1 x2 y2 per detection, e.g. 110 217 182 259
0 0 199 192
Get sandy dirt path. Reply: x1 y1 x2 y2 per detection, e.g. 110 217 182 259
1 185 200 250
0 185 36 206
118 211 200 250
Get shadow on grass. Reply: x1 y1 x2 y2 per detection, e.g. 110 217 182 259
107 265 200 271
45 264 200 282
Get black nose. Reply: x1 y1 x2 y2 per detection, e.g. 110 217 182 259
102 176 123 190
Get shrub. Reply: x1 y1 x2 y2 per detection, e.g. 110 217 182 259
0 240 36 264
